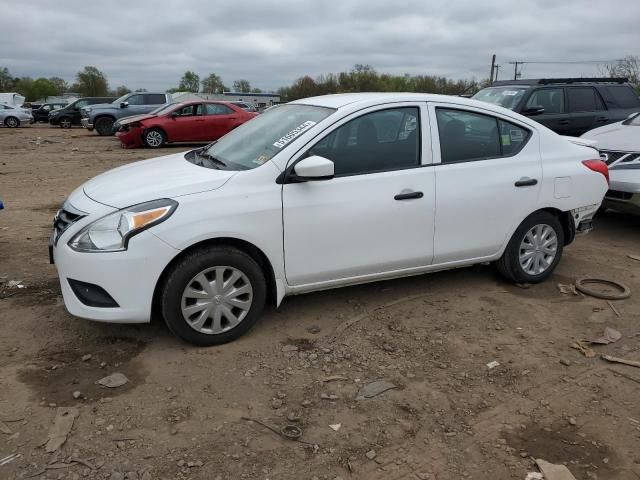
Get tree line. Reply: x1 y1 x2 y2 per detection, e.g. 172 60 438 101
3 55 638 102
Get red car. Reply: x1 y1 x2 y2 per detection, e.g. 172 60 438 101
115 100 257 148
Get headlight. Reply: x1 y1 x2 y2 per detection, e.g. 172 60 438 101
68 199 178 252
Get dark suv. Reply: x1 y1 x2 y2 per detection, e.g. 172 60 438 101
473 78 640 136
33 103 68 123
49 97 115 128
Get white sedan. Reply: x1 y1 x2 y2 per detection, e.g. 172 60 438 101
0 104 33 127
51 93 609 345
582 112 640 214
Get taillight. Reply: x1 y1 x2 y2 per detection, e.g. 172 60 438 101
582 159 609 185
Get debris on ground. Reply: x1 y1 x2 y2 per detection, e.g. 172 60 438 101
575 277 631 300
0 453 20 466
486 360 500 369
5 280 25 289
45 407 79 453
81 354 92 362
557 283 579 295
525 473 544 480
322 375 348 382
535 458 578 480
589 327 622 345
570 341 596 358
96 372 129 388
607 301 622 318
601 354 640 368
628 254 640 262
329 423 341 432
356 380 397 400
0 421 12 434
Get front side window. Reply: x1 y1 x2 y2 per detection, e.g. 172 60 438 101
436 108 530 163
126 95 144 105
307 107 420 176
526 88 564 114
566 87 604 112
74 100 89 109
175 104 201 116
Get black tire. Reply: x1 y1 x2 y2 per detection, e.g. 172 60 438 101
496 211 564 284
144 128 166 148
59 117 73 129
161 246 266 346
95 117 115 136
5 116 19 128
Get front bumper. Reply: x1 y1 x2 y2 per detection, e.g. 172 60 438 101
51 195 180 323
602 169 640 215
116 128 144 148
81 118 93 129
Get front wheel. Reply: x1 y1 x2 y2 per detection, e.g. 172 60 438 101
496 211 564 284
59 117 72 129
95 117 115 136
161 246 266 346
144 128 166 148
5 117 19 128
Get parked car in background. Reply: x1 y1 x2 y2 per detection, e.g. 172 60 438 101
582 112 640 214
81 92 172 136
230 101 257 113
115 100 257 148
51 93 608 345
33 102 67 123
49 97 115 128
473 78 640 136
1 104 34 127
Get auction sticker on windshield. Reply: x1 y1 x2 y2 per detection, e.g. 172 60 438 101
273 121 316 148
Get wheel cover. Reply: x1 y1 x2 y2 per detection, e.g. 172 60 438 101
518 223 558 275
7 117 18 127
146 130 163 147
181 266 253 335
61 118 71 128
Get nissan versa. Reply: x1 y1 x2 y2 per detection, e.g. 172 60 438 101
51 93 609 346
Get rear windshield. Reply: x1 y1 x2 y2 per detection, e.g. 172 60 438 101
190 104 335 170
472 87 529 110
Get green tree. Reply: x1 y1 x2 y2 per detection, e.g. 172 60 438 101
48 77 68 95
14 77 34 99
179 71 200 92
0 67 14 91
76 66 109 96
201 73 225 94
115 86 131 96
603 55 640 92
232 79 251 93
32 78 59 99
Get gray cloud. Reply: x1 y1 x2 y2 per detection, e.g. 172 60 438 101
0 0 638 92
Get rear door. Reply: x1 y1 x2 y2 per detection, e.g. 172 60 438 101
523 87 571 134
202 103 238 141
565 87 607 136
430 103 542 263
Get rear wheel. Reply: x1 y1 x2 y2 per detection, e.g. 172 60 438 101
95 117 115 136
144 128 166 148
59 117 72 129
496 211 564 283
161 246 266 346
5 116 19 128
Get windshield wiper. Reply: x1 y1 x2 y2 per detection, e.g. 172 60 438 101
195 149 227 169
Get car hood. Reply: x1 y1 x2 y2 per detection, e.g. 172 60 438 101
581 122 640 151
82 151 237 208
119 113 156 125
86 103 115 111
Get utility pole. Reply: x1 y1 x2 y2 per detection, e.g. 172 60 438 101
489 54 496 84
509 61 524 80
494 64 500 81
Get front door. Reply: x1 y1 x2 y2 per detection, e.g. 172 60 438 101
167 104 203 141
524 87 572 135
282 104 435 286
430 104 542 263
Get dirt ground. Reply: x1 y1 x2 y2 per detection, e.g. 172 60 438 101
1 124 640 480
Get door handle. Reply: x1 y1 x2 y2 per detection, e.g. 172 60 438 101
596 117 607 123
558 120 570 125
394 191 423 200
515 177 538 187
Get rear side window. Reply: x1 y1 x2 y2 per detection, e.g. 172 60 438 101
436 108 530 163
566 87 604 112
144 94 166 104
206 104 234 115
526 88 564 114
604 86 640 108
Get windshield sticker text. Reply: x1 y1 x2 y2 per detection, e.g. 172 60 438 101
273 121 317 148
502 90 519 96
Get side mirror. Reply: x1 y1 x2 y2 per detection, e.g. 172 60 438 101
120 102 129 108
522 105 545 116
171 111 179 118
293 155 334 181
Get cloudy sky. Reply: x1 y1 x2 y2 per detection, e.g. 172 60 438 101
1 0 638 92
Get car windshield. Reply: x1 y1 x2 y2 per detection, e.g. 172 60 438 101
191 104 335 170
473 87 529 110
